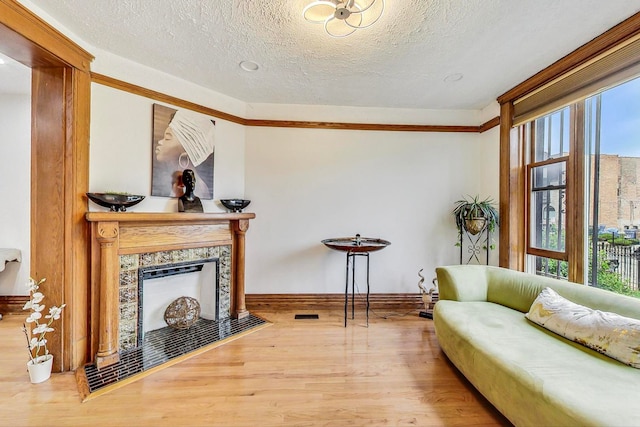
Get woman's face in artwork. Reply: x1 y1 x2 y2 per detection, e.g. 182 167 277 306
155 126 184 162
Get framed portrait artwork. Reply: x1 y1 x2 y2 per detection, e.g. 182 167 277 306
151 104 215 199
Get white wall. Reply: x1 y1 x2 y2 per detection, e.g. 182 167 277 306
0 94 31 295
244 124 498 294
89 69 501 295
89 83 246 212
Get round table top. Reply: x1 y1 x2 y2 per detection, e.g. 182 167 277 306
321 236 391 253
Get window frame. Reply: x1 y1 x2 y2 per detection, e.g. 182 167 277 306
509 102 585 282
498 13 640 280
526 156 569 261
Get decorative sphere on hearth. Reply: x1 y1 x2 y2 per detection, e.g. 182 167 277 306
164 296 201 329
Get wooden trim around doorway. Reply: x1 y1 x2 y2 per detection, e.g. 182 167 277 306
0 0 93 70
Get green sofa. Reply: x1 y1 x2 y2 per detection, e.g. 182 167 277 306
434 265 640 427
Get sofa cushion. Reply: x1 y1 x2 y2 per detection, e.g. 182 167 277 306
526 287 640 368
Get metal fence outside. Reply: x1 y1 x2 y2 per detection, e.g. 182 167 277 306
596 241 640 291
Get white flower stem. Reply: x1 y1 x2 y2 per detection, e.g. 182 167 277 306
22 324 36 364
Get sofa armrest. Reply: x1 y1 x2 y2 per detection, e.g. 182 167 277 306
436 265 489 301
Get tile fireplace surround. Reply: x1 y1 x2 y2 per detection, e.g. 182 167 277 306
118 245 231 351
85 212 255 371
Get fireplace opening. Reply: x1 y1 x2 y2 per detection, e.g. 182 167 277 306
138 258 219 343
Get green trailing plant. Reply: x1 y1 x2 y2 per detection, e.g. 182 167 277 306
453 195 499 249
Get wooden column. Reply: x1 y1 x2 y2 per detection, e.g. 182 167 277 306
95 222 120 369
499 101 526 271
232 219 250 319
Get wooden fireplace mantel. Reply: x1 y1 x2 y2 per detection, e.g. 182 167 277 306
86 212 255 369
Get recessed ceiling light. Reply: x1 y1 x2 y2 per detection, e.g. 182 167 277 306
0 58 5 65
444 73 464 83
239 61 259 72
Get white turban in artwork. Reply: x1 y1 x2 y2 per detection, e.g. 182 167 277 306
168 110 215 167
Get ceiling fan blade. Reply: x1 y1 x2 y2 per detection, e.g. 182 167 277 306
324 16 358 37
303 1 337 24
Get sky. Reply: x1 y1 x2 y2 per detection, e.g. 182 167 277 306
599 76 640 157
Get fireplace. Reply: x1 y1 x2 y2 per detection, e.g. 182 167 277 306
119 248 228 351
85 212 254 369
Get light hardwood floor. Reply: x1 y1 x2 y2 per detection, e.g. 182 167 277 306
0 309 511 426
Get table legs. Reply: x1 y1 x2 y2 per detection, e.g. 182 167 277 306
344 252 370 327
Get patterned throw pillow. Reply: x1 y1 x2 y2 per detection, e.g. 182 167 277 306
525 287 640 368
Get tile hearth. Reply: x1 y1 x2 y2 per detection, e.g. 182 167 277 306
81 314 268 398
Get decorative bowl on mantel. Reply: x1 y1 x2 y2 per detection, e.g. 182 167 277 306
86 193 145 212
220 199 251 213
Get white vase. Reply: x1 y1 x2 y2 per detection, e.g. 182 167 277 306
27 354 53 384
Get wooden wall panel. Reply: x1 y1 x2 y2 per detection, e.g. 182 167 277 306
31 66 67 371
118 224 231 253
66 68 92 369
499 102 526 270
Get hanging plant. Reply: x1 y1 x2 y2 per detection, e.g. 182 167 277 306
453 195 499 238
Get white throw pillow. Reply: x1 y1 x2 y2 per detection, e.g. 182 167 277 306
525 287 640 368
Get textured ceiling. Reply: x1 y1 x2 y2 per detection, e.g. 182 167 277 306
11 0 640 109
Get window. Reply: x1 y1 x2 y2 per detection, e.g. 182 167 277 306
518 77 640 297
584 80 640 297
530 160 566 252
500 14 640 294
524 107 570 279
